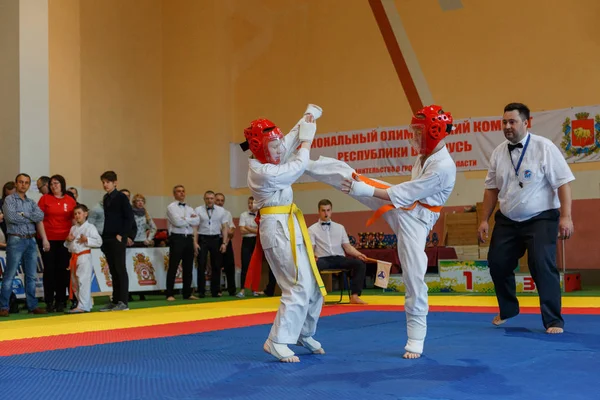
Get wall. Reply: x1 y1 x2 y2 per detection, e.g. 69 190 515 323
0 0 20 182
49 0 81 186
78 0 164 194
161 0 233 195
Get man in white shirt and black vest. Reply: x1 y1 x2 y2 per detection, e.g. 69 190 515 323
195 191 229 297
308 199 368 305
237 196 259 297
165 185 200 301
215 192 237 296
478 103 575 334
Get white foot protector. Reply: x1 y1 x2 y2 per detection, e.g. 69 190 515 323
297 336 325 354
263 339 300 362
404 313 427 356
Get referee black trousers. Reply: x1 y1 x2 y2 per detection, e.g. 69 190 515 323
488 209 563 329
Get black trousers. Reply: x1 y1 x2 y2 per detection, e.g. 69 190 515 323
41 240 71 307
101 236 129 305
240 236 256 289
166 234 194 298
317 255 367 295
197 235 223 297
488 209 563 329
222 241 236 295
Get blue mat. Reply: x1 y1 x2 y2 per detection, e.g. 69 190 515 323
0 311 598 400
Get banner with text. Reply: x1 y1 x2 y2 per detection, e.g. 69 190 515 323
230 105 600 188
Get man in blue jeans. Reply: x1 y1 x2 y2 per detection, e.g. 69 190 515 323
0 173 47 316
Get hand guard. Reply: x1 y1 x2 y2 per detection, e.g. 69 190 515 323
349 180 375 197
299 120 317 143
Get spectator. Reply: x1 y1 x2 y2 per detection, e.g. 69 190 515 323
0 173 47 316
37 174 77 313
237 196 259 298
195 191 229 298
99 171 134 312
0 181 17 236
165 185 200 301
131 194 157 247
67 187 79 203
120 189 138 247
88 201 105 235
215 193 236 296
36 176 50 195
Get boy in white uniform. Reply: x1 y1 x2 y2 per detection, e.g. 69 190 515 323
242 104 326 363
65 204 103 313
306 105 456 359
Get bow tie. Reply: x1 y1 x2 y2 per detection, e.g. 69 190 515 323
321 222 331 226
249 212 256 216
178 202 186 207
207 207 214 210
508 143 523 152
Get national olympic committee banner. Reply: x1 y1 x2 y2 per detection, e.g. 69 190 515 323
230 104 600 188
0 248 199 299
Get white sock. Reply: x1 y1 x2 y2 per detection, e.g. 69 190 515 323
405 313 427 354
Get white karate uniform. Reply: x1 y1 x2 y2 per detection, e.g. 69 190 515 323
247 110 323 345
305 146 456 354
64 221 103 312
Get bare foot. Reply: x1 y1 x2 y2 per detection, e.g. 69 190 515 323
166 296 176 302
349 295 368 305
187 295 199 300
312 348 325 355
546 327 564 334
492 315 507 326
403 351 421 359
263 340 300 363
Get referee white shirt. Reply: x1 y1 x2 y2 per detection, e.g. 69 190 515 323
239 211 257 238
308 220 349 258
166 201 199 235
484 132 575 222
194 204 228 235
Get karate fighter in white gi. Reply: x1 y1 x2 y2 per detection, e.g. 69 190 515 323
243 104 326 363
305 105 456 359
65 204 103 313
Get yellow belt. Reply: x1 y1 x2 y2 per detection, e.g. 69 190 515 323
260 204 327 297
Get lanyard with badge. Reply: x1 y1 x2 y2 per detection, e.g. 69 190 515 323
507 134 530 188
207 207 213 225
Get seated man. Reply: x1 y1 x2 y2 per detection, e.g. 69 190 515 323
308 199 367 304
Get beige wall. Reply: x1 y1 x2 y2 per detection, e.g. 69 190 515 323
0 0 20 183
79 0 163 194
49 0 81 186
162 0 233 195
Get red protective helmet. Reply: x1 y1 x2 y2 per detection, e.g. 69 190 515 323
409 105 453 154
243 118 284 164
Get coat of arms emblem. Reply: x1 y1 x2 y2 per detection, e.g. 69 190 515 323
561 112 600 157
133 253 157 285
